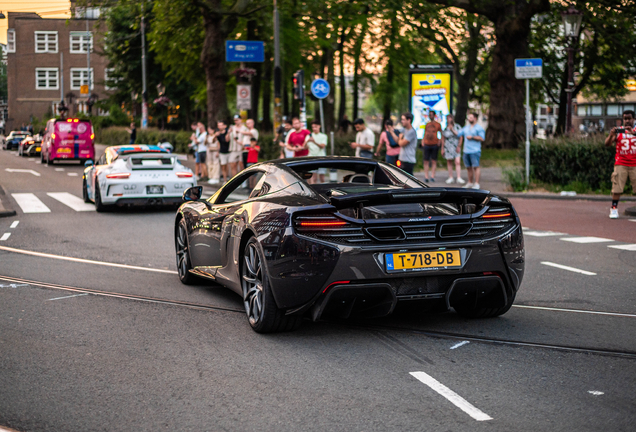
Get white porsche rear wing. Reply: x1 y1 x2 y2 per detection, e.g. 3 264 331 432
124 153 176 170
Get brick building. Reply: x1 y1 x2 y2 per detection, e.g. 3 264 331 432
5 11 111 131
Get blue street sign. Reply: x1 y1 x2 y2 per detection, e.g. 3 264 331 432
311 78 330 99
515 58 543 79
515 58 542 67
226 41 264 63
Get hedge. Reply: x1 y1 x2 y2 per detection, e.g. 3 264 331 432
528 136 616 190
96 126 359 161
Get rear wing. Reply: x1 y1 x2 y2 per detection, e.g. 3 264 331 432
123 153 176 170
328 188 491 209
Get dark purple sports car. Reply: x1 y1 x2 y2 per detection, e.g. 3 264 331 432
175 157 524 333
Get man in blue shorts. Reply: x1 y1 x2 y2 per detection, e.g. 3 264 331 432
458 112 485 189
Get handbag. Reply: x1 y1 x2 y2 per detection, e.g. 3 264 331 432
386 130 399 148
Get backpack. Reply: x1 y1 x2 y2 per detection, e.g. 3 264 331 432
387 130 399 148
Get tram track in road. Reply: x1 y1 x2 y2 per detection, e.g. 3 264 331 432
2 273 636 360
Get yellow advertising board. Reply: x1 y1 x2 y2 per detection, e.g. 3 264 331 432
80 85 89 95
410 67 453 139
626 79 636 92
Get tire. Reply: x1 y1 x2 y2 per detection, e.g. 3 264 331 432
454 291 516 319
175 219 196 285
241 237 302 333
82 178 91 203
94 184 110 212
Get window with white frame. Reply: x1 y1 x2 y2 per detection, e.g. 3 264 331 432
35 31 58 53
70 31 93 53
7 29 16 53
70 68 94 90
104 68 116 90
35 68 59 90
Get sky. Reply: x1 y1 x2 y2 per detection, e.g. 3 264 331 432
1 1 72 45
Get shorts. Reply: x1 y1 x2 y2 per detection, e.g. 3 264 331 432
385 154 398 166
229 151 242 164
423 145 439 161
195 152 207 164
219 152 230 165
611 165 636 194
398 160 415 175
463 152 481 168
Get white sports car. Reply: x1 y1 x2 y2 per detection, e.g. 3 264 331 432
83 145 195 211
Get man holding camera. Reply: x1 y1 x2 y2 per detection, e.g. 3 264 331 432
605 110 636 219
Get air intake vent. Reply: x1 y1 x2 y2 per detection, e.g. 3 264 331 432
365 226 406 241
439 223 472 238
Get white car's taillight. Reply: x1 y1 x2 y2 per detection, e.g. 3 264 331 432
106 173 131 179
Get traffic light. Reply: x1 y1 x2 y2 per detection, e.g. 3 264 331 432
292 70 304 102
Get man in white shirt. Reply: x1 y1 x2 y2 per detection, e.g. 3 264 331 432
305 120 328 183
350 118 375 158
230 115 247 173
194 122 208 181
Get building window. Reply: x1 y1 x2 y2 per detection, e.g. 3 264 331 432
590 105 602 116
607 105 620 116
624 105 635 113
70 68 94 90
577 105 587 116
35 31 58 53
70 31 93 54
35 68 59 90
104 68 117 90
7 29 16 53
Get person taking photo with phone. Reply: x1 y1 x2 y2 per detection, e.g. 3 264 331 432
605 110 636 219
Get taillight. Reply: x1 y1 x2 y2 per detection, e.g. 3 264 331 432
106 173 131 179
67 119 72 123
295 214 349 228
176 172 193 178
90 133 95 140
51 133 56 139
482 212 511 219
74 119 79 123
299 220 348 227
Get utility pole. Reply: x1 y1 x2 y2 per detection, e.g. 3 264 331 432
85 4 91 115
141 1 148 129
273 0 282 136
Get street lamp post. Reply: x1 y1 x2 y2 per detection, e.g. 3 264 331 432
561 6 583 135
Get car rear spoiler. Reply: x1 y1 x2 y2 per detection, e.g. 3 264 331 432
328 188 491 209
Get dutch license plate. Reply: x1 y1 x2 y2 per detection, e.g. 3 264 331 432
36 147 41 152
147 185 163 194
386 250 461 271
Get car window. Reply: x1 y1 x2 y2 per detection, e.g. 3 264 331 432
217 171 265 204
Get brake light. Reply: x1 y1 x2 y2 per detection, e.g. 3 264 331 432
74 119 79 123
106 173 131 179
51 133 56 139
396 160 402 167
176 172 193 178
482 212 511 219
323 280 350 294
67 119 72 122
299 221 348 227
90 133 94 140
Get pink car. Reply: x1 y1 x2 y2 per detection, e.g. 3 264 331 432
41 118 95 165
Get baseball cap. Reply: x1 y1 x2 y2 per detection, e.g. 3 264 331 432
233 114 241 120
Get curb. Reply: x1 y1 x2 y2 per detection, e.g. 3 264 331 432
625 206 636 216
496 191 636 202
0 185 17 219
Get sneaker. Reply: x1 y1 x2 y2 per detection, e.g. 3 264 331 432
456 177 466 184
424 178 429 183
463 182 473 188
430 178 435 182
609 208 619 219
445 177 455 184
207 178 219 185
472 183 480 189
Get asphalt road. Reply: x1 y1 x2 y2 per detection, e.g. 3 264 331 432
1 146 635 431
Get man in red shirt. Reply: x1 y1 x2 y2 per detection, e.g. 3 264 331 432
605 109 636 219
285 117 310 157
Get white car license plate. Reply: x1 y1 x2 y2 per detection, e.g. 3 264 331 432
147 185 163 194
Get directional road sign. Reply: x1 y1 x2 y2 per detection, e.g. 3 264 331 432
310 78 330 100
515 58 543 79
226 41 264 63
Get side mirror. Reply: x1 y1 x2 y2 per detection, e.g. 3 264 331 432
84 159 94 167
183 186 203 202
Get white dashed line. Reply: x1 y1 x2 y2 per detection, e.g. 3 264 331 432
10 221 19 228
5 168 40 176
67 172 79 176
0 233 10 241
450 341 470 350
608 244 636 251
523 231 565 237
560 236 614 244
629 219 636 222
47 192 94 211
54 168 65 171
11 193 51 213
541 261 596 275
410 372 493 421
47 293 89 301
588 391 604 396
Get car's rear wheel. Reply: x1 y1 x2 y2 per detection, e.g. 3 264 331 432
82 178 91 203
175 219 196 285
94 184 110 212
454 291 516 319
241 237 302 333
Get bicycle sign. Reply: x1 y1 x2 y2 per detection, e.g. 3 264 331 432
311 79 330 100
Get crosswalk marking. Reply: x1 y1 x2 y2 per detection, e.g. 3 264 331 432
524 231 565 237
67 172 79 177
0 233 10 241
11 193 51 213
608 244 636 251
561 236 614 244
46 192 95 212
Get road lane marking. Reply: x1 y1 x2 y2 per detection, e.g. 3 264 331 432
5 168 40 176
629 219 636 223
513 305 636 318
523 231 566 237
11 193 51 213
560 236 614 244
410 372 493 421
67 172 79 177
450 341 469 350
54 168 65 171
0 283 29 288
588 391 604 396
47 293 89 301
10 221 19 228
608 244 636 251
47 192 94 212
541 261 596 275
0 245 178 274
0 233 10 241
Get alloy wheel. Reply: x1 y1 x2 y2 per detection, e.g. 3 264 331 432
242 242 264 326
176 224 190 280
